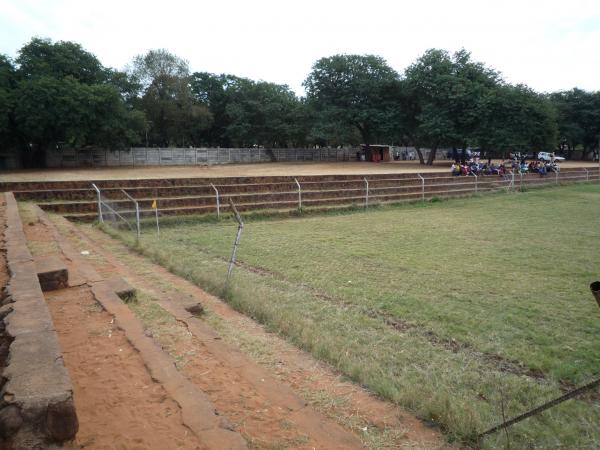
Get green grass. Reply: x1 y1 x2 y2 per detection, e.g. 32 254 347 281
106 184 600 449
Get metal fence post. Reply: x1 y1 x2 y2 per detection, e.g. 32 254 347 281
226 199 244 283
474 173 478 193
294 178 302 210
555 170 559 185
417 174 425 202
91 183 103 223
121 189 140 238
364 177 369 209
211 184 220 219
135 202 140 237
519 172 523 191
584 168 589 182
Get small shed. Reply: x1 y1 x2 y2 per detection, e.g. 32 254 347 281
360 144 391 162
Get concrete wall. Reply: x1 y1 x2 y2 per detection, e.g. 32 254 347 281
44 147 356 168
1 192 78 449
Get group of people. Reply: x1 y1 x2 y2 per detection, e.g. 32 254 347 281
451 158 560 177
517 159 560 175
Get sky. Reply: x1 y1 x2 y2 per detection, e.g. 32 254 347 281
1 0 600 95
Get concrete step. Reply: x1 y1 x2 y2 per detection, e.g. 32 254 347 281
34 255 69 291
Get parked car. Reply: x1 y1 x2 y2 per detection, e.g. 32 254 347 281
537 152 565 162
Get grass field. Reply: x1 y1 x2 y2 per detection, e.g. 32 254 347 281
108 184 600 449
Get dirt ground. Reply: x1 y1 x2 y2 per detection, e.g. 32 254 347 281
46 286 207 450
20 211 207 450
3 160 597 183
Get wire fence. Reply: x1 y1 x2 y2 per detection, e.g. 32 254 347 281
90 168 598 228
92 184 152 237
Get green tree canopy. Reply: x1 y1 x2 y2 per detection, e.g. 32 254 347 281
2 36 596 167
403 49 501 164
191 72 242 146
550 88 600 159
16 37 106 84
2 38 144 166
304 54 401 145
476 84 558 156
191 73 306 147
223 79 304 147
131 49 211 146
0 55 15 138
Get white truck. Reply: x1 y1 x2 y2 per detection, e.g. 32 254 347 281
537 152 565 162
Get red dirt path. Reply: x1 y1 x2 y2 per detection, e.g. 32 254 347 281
45 286 206 450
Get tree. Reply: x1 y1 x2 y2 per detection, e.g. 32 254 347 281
304 54 401 145
223 79 305 147
550 89 600 159
131 50 212 146
191 72 241 146
105 68 143 107
0 55 15 140
476 84 558 157
192 73 307 147
16 37 106 84
404 49 500 164
6 38 145 166
130 49 190 90
12 76 145 165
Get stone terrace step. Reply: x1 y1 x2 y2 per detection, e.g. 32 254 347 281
7 168 598 222
37 179 512 214
5 166 594 194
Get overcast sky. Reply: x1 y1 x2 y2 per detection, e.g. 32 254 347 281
1 0 599 95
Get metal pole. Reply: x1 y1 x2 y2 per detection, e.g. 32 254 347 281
227 199 244 282
519 172 523 191
294 178 302 210
584 168 589 182
136 203 140 237
417 174 425 202
211 183 220 219
364 177 369 209
91 183 103 223
474 173 478 193
155 205 160 238
555 169 559 185
121 189 140 238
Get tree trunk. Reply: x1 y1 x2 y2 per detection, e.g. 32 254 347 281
452 147 459 163
356 123 370 145
415 147 425 164
426 147 437 166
